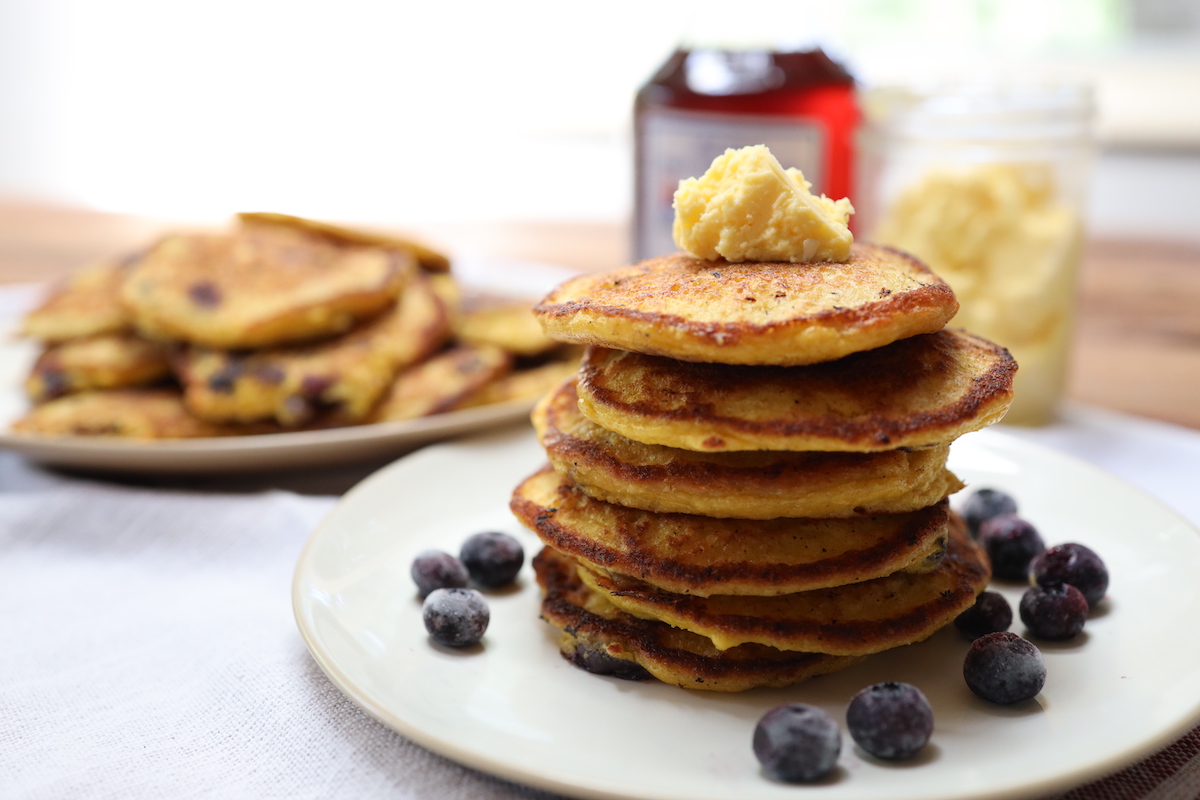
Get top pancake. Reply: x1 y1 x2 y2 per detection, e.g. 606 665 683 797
122 227 413 349
533 243 958 365
22 258 136 342
576 328 1016 453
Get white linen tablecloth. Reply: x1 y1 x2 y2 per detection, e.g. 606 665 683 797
2 404 1199 800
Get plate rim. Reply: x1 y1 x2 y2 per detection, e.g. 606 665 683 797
292 426 1200 800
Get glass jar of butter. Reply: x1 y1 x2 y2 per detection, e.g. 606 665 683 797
856 83 1094 426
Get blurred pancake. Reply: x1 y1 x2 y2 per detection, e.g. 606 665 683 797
512 466 948 597
576 329 1015 453
174 273 451 426
573 515 989 656
26 333 171 402
10 388 274 439
21 258 136 342
457 358 578 410
533 377 962 518
237 211 451 273
534 547 862 692
122 227 412 349
533 243 957 365
456 296 561 357
372 344 512 422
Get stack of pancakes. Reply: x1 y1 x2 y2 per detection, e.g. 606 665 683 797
14 213 575 439
511 243 1016 692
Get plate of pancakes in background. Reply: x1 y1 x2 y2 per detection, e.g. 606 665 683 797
295 243 1200 799
0 213 579 474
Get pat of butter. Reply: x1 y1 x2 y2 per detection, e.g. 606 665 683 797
672 145 854 263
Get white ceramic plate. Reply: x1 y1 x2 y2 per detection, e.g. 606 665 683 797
293 426 1200 800
0 256 574 474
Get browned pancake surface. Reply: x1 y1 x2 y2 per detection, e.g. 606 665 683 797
577 328 1015 453
237 211 451 273
27 333 171 402
534 547 862 692
534 243 957 365
534 377 962 518
512 466 949 597
575 515 989 655
372 344 513 422
22 259 135 342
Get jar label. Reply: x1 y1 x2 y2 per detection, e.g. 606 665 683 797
635 108 826 261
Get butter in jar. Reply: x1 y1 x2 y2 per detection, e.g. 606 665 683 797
857 83 1094 426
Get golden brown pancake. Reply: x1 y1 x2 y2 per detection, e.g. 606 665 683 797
534 547 862 692
21 258 135 342
533 243 957 365
534 377 963 518
512 466 950 597
574 515 989 655
576 329 1015 453
236 211 451 273
372 344 512 422
26 334 171 402
121 228 412 349
10 388 275 439
457 358 578 410
456 296 562 357
174 273 451 426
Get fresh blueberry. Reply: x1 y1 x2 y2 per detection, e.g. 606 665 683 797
410 549 469 598
1030 543 1109 609
963 631 1046 704
962 488 1018 538
1019 582 1088 640
753 704 841 783
954 591 1013 640
979 514 1045 581
460 531 525 589
846 682 933 760
422 587 489 647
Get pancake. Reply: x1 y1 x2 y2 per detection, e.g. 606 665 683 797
21 258 135 342
534 546 862 692
26 333 171 402
174 273 451 426
576 328 1016 453
512 466 950 597
10 388 275 439
121 228 412 349
372 344 512 422
457 358 579 410
532 243 957 365
457 296 562 357
534 377 963 518
573 515 989 656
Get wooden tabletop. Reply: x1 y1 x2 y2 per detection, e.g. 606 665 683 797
2 199 1198 431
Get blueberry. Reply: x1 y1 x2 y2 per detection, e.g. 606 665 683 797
567 644 651 681
422 587 489 647
962 488 1018 538
954 591 1013 640
753 704 841 783
846 682 933 760
1030 543 1108 609
979 514 1045 581
410 549 469 598
963 631 1046 704
1020 582 1088 640
460 531 524 589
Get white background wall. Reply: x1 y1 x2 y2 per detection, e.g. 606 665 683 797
1 0 1198 240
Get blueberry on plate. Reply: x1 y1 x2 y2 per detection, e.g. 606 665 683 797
1030 543 1109 609
954 591 1013 640
978 514 1045 581
846 682 933 760
410 549 469 598
422 587 489 647
460 531 525 589
753 704 841 783
963 631 1046 704
1020 582 1089 640
962 488 1018 538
